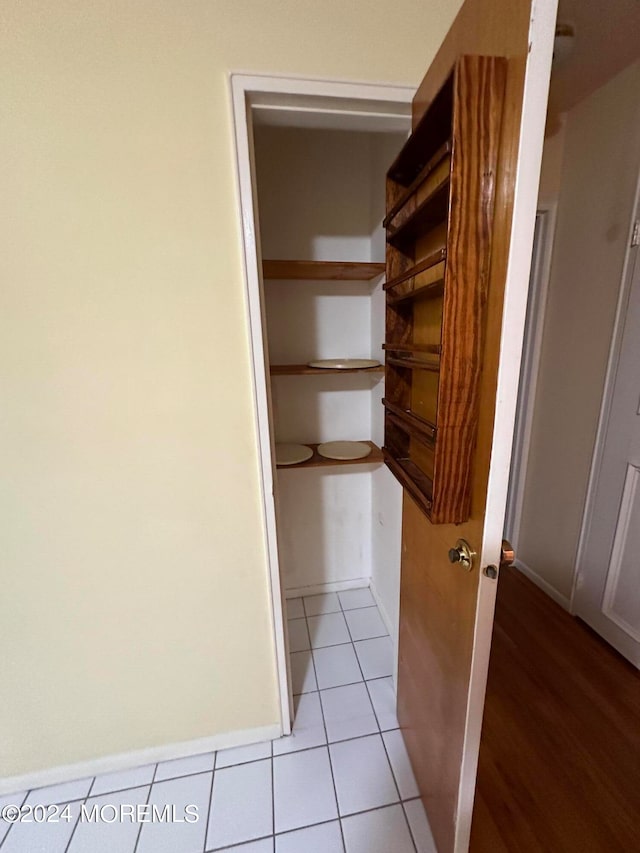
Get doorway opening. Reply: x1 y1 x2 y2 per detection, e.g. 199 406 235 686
231 75 413 733
504 17 640 664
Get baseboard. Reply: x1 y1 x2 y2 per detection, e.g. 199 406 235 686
285 577 370 599
514 559 571 611
0 723 281 796
368 580 395 639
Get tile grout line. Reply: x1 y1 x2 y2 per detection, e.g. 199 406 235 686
401 798 423 853
62 787 91 853
334 589 385 848
202 752 217 853
304 607 347 853
204 727 404 767
301 633 389 652
0 789 29 850
132 761 159 853
270 738 275 846
378 736 418 853
299 592 383 616
339 592 418 853
292 670 396 699
6 764 207 810
206 799 428 852
345 597 419 853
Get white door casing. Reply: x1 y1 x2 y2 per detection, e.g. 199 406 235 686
505 207 557 554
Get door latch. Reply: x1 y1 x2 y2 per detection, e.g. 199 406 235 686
448 539 475 571
483 539 516 580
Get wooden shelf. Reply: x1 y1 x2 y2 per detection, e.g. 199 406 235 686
270 364 384 376
387 355 440 373
383 141 452 229
262 260 385 281
384 250 446 291
387 277 444 305
277 441 383 470
383 342 441 355
383 398 437 441
382 450 434 517
386 176 450 248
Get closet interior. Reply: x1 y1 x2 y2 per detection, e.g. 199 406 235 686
252 112 410 639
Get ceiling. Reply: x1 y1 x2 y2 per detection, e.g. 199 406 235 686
549 0 640 113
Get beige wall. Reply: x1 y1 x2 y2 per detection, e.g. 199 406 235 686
517 60 640 601
1 0 463 779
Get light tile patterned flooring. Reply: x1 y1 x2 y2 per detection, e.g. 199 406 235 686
0 587 436 852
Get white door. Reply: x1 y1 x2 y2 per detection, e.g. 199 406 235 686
574 224 640 667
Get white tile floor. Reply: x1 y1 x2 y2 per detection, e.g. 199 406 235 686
0 587 436 853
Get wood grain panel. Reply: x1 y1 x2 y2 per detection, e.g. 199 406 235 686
385 56 506 526
397 2 535 851
411 220 449 264
430 55 507 524
399 493 479 853
262 259 384 280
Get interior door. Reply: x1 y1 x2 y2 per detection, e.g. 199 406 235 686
388 2 557 851
573 234 640 667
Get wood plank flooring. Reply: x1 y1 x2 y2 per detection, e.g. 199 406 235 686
470 565 640 852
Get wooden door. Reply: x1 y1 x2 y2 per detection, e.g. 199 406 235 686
574 237 640 667
383 1 558 851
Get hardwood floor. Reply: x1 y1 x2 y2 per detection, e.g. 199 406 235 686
470 565 640 852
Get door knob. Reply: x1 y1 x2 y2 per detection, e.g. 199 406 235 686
448 539 475 571
501 539 515 566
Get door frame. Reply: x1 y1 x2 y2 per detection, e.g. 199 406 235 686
572 167 640 612
505 205 557 561
229 73 414 735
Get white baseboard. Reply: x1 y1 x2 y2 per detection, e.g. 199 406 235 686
0 723 281 797
514 559 571 611
285 577 370 599
368 581 394 639
368 580 399 688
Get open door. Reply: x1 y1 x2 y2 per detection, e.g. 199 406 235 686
382 1 557 851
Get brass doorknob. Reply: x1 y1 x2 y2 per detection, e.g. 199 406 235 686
448 539 475 571
501 539 515 567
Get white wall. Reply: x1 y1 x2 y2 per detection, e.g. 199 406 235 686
276 467 374 590
537 115 567 208
1 0 463 780
255 126 376 262
516 60 640 602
